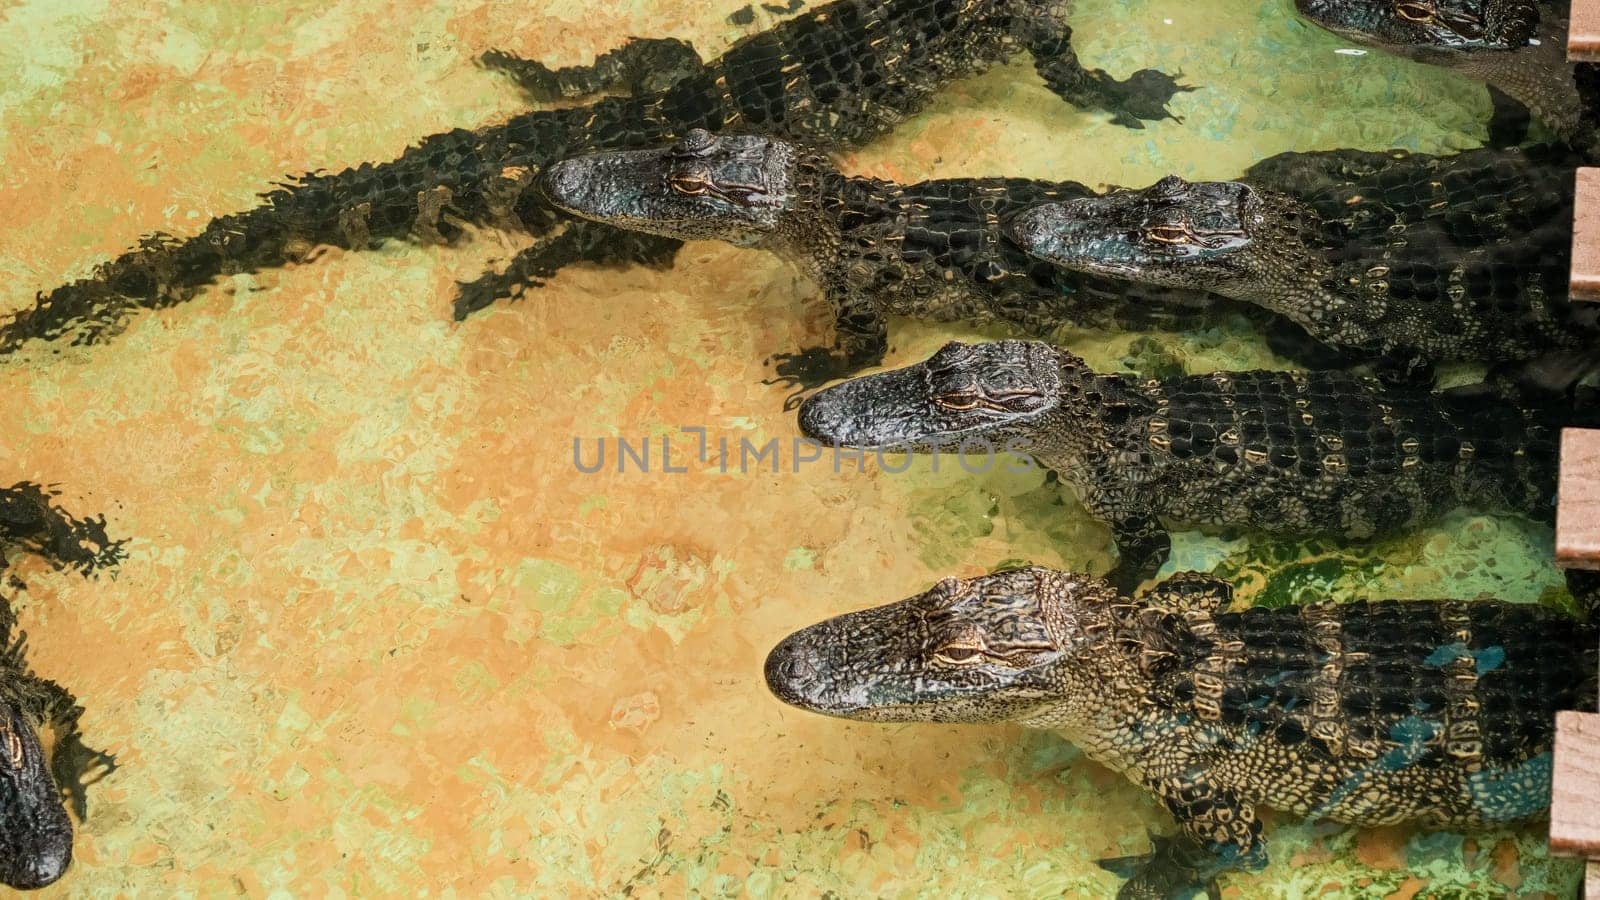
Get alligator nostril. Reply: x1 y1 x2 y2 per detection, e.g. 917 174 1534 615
779 656 814 683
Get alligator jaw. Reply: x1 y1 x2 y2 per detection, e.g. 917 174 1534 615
1007 200 1147 280
796 363 948 450
764 568 1072 724
543 129 798 244
797 340 1063 452
542 146 683 236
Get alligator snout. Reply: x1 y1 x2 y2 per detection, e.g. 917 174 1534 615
7 842 69 890
763 633 822 709
539 157 596 217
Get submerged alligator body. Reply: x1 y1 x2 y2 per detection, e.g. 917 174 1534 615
766 566 1597 897
545 129 1232 394
0 482 122 890
4 0 1192 358
798 340 1564 589
1295 0 1590 149
1008 144 1594 371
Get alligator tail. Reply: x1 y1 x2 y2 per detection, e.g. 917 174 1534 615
0 106 593 355
1442 358 1600 524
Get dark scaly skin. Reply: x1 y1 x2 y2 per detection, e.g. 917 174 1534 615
766 566 1597 898
544 130 1229 398
797 340 1563 590
1293 0 1592 151
2 0 1194 358
1008 145 1596 370
0 483 123 890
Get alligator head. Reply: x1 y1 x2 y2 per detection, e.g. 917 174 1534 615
542 128 802 246
1295 0 1540 56
796 340 1067 454
0 700 72 890
765 567 1119 724
1008 177 1335 328
1008 176 1269 291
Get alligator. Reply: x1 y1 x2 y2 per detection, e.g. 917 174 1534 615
765 565 1598 897
1006 144 1598 372
1293 0 1592 151
797 339 1566 590
0 482 123 890
0 0 1194 359
542 128 1250 396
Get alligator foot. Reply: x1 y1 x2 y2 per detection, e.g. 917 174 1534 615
1098 833 1223 900
479 37 704 103
1095 68 1197 129
51 730 116 821
1486 85 1532 148
1371 354 1435 389
452 224 683 320
764 346 872 409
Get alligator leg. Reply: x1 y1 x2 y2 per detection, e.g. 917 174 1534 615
452 223 684 320
38 685 114 822
765 297 889 408
1100 512 1172 594
1137 572 1234 615
480 38 705 103
1485 85 1532 149
1024 26 1196 128
1099 831 1225 900
1100 769 1263 899
0 484 125 575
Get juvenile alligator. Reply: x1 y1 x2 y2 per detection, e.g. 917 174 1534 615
766 566 1597 897
1294 0 1591 150
0 482 123 890
797 339 1565 590
1 0 1193 358
544 129 1235 395
1007 144 1596 371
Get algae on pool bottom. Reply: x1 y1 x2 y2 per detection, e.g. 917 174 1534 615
0 0 1578 895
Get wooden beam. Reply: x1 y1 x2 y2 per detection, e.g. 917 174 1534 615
1552 711 1600 858
1575 169 1600 302
1558 430 1600 569
1575 0 1600 61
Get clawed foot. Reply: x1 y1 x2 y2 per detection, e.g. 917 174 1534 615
52 732 117 821
452 269 544 321
1100 69 1198 130
1099 833 1223 900
478 49 568 102
763 347 870 410
1372 354 1435 389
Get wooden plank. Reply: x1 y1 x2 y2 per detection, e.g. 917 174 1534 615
1575 169 1600 302
1576 0 1600 61
1558 429 1600 570
1552 711 1600 857
1588 861 1600 899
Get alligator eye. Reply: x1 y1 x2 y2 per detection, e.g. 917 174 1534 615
1145 224 1194 244
669 174 709 196
934 391 982 411
935 645 984 664
990 389 1043 410
1395 1 1435 22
